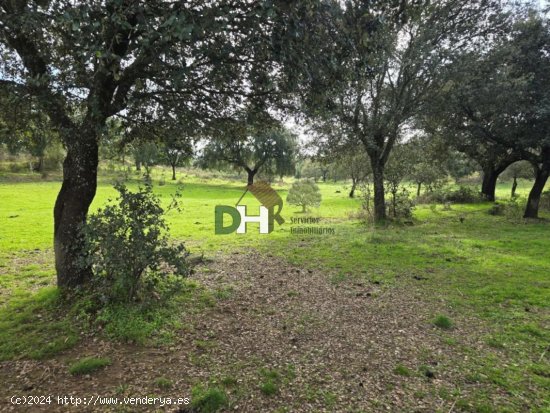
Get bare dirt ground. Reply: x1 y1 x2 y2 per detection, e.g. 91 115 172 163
0 252 499 412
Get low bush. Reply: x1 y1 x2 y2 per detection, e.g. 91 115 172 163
488 202 506 216
487 199 525 221
80 183 189 303
358 184 415 223
387 188 415 220
540 190 550 211
418 186 483 204
503 198 525 221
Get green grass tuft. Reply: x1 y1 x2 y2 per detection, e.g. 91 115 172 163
259 380 278 396
69 357 111 375
393 364 412 376
433 315 453 329
259 368 281 396
154 377 173 390
191 385 228 413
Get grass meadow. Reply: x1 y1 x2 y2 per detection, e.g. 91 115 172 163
0 166 549 412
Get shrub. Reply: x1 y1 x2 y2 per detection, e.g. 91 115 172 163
503 198 524 221
81 183 188 303
286 179 322 212
488 202 506 216
488 199 524 221
69 357 111 375
540 191 550 211
358 183 375 224
387 187 415 220
419 186 482 204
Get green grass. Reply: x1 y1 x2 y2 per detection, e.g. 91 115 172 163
191 385 228 413
1 166 549 411
432 315 453 329
69 357 111 375
393 364 412 376
0 287 78 361
154 377 173 390
259 368 282 396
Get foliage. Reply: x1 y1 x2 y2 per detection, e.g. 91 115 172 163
303 1 503 220
405 135 449 194
161 136 193 180
502 161 534 182
1 0 297 287
80 184 188 303
503 198 526 222
332 150 371 197
132 142 159 179
487 199 525 221
298 159 330 182
430 10 550 215
200 119 297 184
420 186 483 204
69 357 111 375
286 180 322 212
191 385 228 413
387 188 415 220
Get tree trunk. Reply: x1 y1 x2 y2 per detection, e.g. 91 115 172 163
481 168 499 201
135 159 141 171
171 164 176 180
391 189 398 218
349 179 357 198
524 166 549 218
246 168 257 185
371 160 386 221
511 177 518 198
35 155 44 172
417 182 422 197
54 136 98 288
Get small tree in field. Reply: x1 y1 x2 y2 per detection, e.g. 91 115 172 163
286 180 322 213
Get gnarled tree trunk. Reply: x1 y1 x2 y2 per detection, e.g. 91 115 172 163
246 167 258 185
511 177 518 198
524 165 549 219
349 178 357 198
54 132 98 288
481 167 499 201
371 159 386 221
